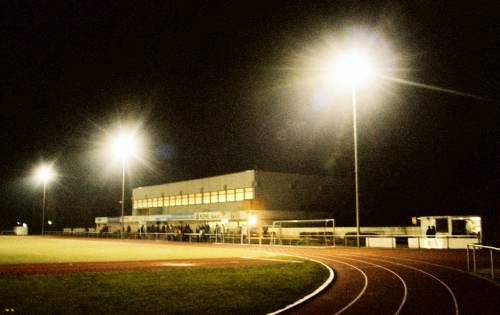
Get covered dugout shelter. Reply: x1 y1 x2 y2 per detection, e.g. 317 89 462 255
96 170 335 233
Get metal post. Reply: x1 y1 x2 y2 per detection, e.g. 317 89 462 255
472 247 477 272
121 159 125 239
41 181 46 235
466 245 470 272
490 250 495 280
352 82 361 247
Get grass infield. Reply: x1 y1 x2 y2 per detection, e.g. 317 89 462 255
0 237 330 314
0 236 277 264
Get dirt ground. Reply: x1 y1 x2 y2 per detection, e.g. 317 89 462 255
0 257 286 275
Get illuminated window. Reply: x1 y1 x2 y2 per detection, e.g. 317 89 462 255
170 196 176 206
182 194 188 205
175 195 182 206
244 188 254 200
153 198 158 207
195 193 202 204
158 197 163 207
147 199 153 207
188 193 195 205
218 190 226 203
211 191 218 203
235 188 244 201
203 192 210 204
133 200 138 209
163 197 169 207
227 189 235 202
138 200 143 208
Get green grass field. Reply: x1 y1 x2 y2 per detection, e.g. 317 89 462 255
0 236 330 314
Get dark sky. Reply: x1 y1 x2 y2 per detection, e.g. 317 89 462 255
1 1 499 230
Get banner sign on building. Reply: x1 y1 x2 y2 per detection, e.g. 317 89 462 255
197 212 223 220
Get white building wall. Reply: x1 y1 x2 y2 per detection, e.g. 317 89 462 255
127 170 335 225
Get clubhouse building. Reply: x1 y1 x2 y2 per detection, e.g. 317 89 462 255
95 170 334 232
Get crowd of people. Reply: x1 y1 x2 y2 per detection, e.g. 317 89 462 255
98 222 238 242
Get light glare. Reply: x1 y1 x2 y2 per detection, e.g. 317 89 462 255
248 214 257 226
111 132 138 161
36 164 55 183
334 50 374 85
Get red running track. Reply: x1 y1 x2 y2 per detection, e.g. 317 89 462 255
261 247 500 315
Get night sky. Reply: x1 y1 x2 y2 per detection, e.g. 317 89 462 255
1 1 499 231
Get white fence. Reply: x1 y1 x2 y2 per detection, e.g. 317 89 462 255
45 230 481 249
466 244 499 280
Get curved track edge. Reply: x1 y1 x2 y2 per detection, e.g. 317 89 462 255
266 256 335 315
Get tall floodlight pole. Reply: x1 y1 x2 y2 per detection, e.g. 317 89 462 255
42 180 46 235
334 50 374 247
121 158 126 236
351 82 361 247
35 164 55 235
111 130 138 239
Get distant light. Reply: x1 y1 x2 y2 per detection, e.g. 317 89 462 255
248 215 257 226
35 164 55 183
221 218 229 225
471 217 481 221
22 223 27 228
48 220 52 225
334 50 374 85
16 221 20 225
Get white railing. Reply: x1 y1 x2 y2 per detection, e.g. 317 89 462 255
267 234 479 249
466 244 499 280
44 230 480 250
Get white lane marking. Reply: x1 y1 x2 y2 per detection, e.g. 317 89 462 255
338 254 460 315
159 263 195 267
364 253 500 288
241 257 304 263
316 253 408 315
303 253 369 315
266 255 334 315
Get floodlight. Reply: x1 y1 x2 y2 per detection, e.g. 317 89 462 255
334 50 374 85
111 131 138 161
36 164 55 183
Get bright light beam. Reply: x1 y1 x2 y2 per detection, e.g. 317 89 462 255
380 75 497 102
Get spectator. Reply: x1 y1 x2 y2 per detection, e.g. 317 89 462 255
426 226 432 236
